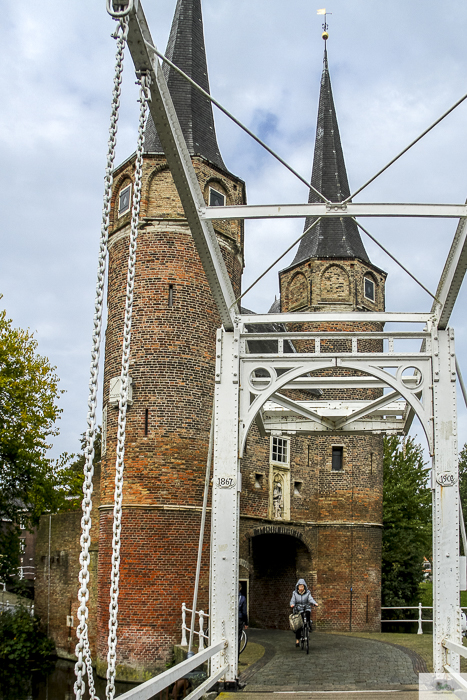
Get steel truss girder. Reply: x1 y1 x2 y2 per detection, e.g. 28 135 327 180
125 2 237 330
200 202 467 221
238 352 434 456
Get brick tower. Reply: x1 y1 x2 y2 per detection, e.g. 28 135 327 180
238 48 387 633
98 0 245 680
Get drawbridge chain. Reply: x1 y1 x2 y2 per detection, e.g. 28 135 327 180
105 71 151 700
74 16 129 700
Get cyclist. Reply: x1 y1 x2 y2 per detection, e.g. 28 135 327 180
290 578 318 648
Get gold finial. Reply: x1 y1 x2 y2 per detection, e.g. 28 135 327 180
317 8 331 41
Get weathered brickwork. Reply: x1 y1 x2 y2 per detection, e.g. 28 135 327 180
96 508 210 680
281 258 386 313
35 465 101 659
96 153 245 678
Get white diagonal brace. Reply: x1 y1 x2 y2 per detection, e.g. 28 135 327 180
255 411 267 438
270 392 335 429
125 2 237 330
432 212 467 330
334 390 401 429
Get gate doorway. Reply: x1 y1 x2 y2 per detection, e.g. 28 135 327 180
249 533 312 630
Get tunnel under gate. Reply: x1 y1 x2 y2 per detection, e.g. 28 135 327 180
249 533 312 630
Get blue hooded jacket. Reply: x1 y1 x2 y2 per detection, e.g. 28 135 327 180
290 578 317 612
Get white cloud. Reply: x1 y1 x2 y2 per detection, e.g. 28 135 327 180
1 0 467 456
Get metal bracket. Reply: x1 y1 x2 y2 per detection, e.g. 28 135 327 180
326 202 348 214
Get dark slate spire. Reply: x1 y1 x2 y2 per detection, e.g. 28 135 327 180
144 0 226 170
291 48 369 266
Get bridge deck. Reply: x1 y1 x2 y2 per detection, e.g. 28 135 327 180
235 629 422 694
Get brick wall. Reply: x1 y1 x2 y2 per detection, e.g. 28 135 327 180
97 153 245 678
35 465 101 658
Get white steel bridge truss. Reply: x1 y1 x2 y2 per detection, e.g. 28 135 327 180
108 0 467 691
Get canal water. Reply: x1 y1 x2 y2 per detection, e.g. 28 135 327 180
0 658 140 700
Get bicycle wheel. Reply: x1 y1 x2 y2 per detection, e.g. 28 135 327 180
240 629 248 654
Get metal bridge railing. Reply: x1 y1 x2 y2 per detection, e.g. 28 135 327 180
116 640 228 700
381 604 433 634
0 600 34 615
382 605 467 637
442 639 467 692
181 602 209 650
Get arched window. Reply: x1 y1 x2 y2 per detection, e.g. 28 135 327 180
364 275 376 302
118 182 131 217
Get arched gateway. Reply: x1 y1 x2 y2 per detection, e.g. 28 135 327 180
242 528 312 630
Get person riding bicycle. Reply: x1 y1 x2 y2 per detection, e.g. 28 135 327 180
290 578 318 647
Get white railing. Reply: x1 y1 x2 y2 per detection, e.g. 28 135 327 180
18 565 35 580
0 600 34 615
117 640 228 700
181 602 209 650
382 604 467 637
381 603 433 634
442 639 467 692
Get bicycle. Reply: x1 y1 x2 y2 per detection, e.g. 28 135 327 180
295 608 310 654
239 626 248 654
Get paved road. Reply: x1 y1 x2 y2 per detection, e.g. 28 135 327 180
237 628 422 693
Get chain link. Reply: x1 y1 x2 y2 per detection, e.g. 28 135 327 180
74 16 129 700
105 72 151 700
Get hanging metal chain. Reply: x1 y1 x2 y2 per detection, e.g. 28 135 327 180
105 72 151 700
74 16 129 700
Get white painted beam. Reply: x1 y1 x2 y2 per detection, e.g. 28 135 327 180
251 376 416 390
261 416 405 435
200 202 467 221
239 312 432 325
433 215 467 330
334 391 401 428
270 393 335 429
125 3 237 330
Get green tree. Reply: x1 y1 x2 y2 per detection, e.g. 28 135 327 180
57 426 102 511
382 436 432 607
0 305 74 581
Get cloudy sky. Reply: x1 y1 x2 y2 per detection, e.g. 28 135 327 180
1 0 467 460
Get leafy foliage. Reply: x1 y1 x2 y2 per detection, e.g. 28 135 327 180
0 606 55 661
0 304 77 580
382 436 432 608
58 427 102 511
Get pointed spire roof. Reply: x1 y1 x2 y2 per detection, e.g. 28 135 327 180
290 48 369 267
144 0 226 170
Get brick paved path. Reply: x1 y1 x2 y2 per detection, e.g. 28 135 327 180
238 629 421 692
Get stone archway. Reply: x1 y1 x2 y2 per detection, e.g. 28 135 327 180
249 532 312 630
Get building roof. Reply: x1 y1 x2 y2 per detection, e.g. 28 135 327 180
289 48 370 267
144 0 226 171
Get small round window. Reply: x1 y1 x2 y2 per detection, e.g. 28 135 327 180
364 277 375 302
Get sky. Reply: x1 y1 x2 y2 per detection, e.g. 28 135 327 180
1 0 467 461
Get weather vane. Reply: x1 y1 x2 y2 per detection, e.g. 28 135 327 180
317 8 331 41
